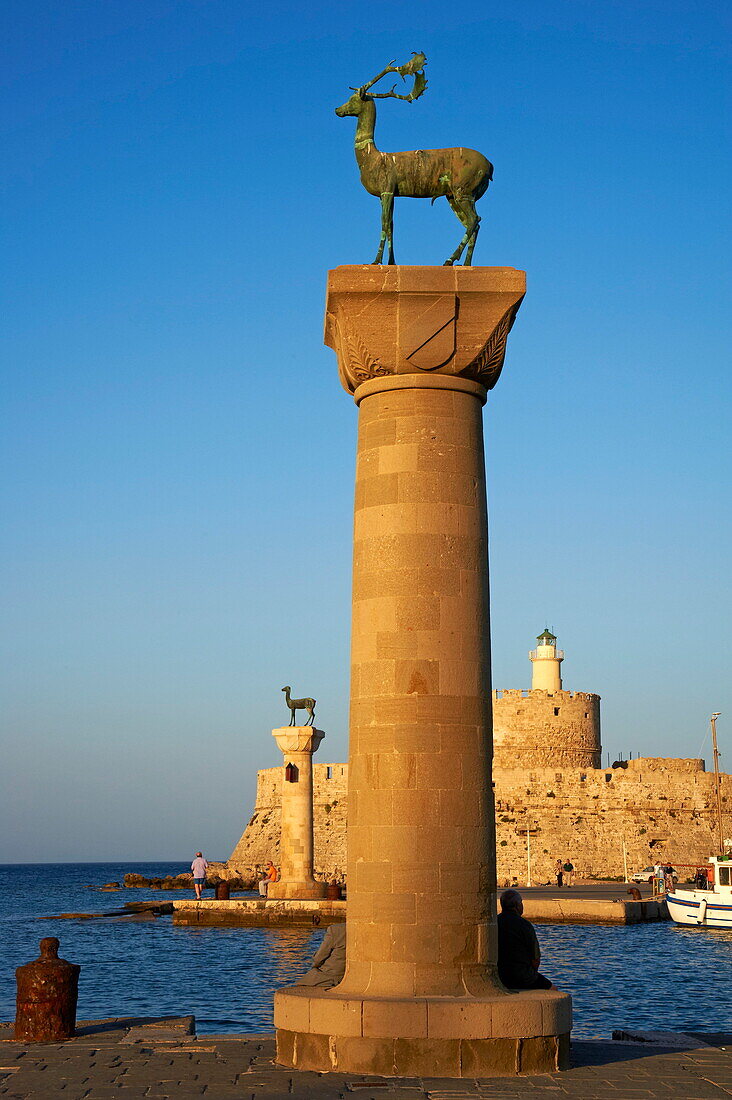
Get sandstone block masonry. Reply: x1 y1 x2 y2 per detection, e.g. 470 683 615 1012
271 264 573 1077
229 763 348 879
267 727 326 900
228 756 731 886
493 689 601 770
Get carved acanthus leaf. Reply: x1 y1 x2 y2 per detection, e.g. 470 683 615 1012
464 301 522 390
333 312 392 393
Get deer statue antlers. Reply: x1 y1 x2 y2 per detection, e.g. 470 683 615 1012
352 52 428 102
335 53 493 266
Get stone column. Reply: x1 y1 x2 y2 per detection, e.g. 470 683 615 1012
267 727 326 900
274 266 572 1077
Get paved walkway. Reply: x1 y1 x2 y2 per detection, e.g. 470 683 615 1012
519 883 658 900
1 1018 731 1098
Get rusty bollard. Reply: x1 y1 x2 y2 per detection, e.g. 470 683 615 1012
15 938 80 1041
326 882 342 900
215 880 230 900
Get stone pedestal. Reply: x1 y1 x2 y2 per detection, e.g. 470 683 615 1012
274 266 572 1076
268 727 327 900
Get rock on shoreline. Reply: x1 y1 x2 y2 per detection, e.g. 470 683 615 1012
123 871 256 890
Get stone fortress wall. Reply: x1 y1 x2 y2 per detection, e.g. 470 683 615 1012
227 756 731 885
229 763 349 879
492 758 730 884
227 634 729 885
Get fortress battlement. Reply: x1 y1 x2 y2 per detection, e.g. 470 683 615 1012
229 756 730 884
493 689 599 703
624 756 705 773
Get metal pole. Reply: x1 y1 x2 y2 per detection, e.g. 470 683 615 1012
527 825 532 887
622 837 628 882
711 714 723 858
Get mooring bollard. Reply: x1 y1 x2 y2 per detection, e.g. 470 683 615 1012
215 880 230 900
15 938 80 1041
326 882 342 900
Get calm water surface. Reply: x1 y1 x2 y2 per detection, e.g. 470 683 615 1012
3 864 732 1038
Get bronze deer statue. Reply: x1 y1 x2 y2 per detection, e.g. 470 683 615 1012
282 686 316 726
335 54 493 266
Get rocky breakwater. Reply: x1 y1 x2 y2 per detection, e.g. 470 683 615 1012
123 869 255 891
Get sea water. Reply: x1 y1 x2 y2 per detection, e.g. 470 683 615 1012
2 863 732 1038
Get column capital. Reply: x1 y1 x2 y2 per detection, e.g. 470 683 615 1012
324 265 525 395
272 727 324 755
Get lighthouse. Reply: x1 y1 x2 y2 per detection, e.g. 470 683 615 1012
529 628 564 691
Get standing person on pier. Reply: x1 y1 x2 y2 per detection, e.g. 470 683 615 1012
555 859 564 888
191 852 208 901
653 862 666 896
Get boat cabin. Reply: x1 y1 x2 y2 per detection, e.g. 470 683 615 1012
711 857 732 891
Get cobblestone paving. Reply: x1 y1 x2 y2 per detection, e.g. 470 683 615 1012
0 1020 730 1099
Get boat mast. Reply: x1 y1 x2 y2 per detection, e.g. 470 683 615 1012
710 713 723 857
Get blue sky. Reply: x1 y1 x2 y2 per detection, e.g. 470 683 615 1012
1 1 730 862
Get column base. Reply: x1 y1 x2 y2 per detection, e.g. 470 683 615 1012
274 986 571 1076
268 881 327 900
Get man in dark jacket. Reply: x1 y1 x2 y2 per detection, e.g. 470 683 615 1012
497 889 553 990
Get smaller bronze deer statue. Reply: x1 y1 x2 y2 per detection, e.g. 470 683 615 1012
335 53 493 266
282 686 316 726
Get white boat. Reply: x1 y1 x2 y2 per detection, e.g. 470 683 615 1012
667 857 732 928
667 713 731 928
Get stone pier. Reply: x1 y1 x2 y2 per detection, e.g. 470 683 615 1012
267 727 326 900
274 266 572 1076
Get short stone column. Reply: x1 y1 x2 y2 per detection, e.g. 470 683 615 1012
267 727 327 900
274 266 572 1077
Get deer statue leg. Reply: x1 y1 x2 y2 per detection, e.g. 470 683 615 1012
386 192 395 265
444 193 480 267
462 196 481 266
464 218 480 266
373 192 395 265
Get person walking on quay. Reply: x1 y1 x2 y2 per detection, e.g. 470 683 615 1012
497 890 554 991
555 859 564 888
563 859 574 887
191 852 208 901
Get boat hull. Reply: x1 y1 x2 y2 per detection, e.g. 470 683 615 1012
667 889 732 928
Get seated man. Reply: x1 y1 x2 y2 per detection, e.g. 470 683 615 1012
294 922 346 990
497 889 553 990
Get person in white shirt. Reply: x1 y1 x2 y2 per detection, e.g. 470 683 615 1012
654 862 665 897
191 852 208 900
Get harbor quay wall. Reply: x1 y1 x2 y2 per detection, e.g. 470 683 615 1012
492 761 726 883
226 759 731 885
